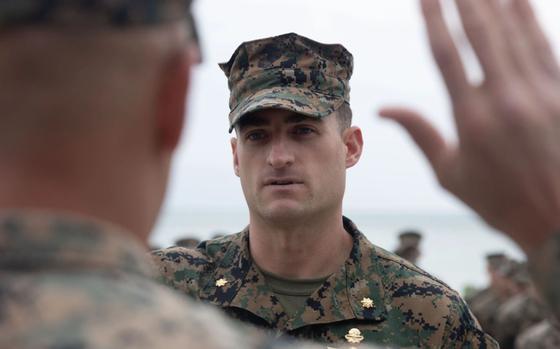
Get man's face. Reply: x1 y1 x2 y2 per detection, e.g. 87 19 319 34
231 108 362 223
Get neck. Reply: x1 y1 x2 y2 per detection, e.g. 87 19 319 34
248 210 353 279
0 150 163 246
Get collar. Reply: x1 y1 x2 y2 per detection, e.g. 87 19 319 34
200 216 388 331
0 210 155 279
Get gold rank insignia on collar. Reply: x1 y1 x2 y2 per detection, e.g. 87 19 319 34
215 278 228 287
360 297 374 309
345 328 364 344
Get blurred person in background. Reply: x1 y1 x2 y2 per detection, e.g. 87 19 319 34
393 230 422 265
175 236 201 248
494 262 546 349
467 253 510 336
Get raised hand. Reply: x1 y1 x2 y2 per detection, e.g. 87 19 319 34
380 0 560 255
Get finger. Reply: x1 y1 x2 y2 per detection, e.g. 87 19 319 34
379 107 448 170
421 0 471 103
512 0 560 79
497 0 541 79
455 0 514 83
483 0 541 80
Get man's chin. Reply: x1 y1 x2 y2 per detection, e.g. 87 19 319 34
259 202 307 222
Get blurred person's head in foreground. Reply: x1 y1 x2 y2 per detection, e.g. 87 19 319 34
0 0 198 241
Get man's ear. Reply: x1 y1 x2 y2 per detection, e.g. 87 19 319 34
155 49 192 152
231 137 240 177
343 126 363 169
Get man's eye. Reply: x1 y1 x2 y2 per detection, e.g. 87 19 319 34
246 131 266 141
293 127 315 135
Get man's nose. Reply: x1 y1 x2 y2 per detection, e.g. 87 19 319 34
266 139 294 169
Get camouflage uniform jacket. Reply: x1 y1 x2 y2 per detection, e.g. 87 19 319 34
152 217 498 348
0 211 309 349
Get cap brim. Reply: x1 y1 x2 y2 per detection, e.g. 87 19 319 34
228 86 345 133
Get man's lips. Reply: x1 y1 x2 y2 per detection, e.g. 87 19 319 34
263 178 304 186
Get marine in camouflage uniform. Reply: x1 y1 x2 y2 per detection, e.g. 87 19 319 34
154 217 495 348
493 263 546 349
152 33 497 348
393 230 422 265
467 253 511 338
0 4 331 349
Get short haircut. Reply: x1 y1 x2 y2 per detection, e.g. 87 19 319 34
336 102 352 132
0 22 190 148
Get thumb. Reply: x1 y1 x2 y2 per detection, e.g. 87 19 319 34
379 107 448 170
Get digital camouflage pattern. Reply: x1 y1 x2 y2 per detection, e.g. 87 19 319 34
0 211 331 349
0 0 192 28
152 217 498 348
220 32 353 132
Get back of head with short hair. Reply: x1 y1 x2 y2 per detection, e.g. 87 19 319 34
0 9 195 238
0 23 189 154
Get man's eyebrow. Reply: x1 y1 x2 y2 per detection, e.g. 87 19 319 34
237 111 321 131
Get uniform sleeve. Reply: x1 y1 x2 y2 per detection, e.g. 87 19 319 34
441 295 500 349
528 233 560 320
149 247 211 298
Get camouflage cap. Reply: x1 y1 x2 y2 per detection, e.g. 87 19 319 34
486 252 507 270
220 32 353 133
0 0 193 29
398 230 422 247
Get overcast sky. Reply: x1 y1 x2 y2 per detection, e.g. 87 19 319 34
161 0 560 215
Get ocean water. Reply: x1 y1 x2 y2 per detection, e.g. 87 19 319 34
151 210 525 295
